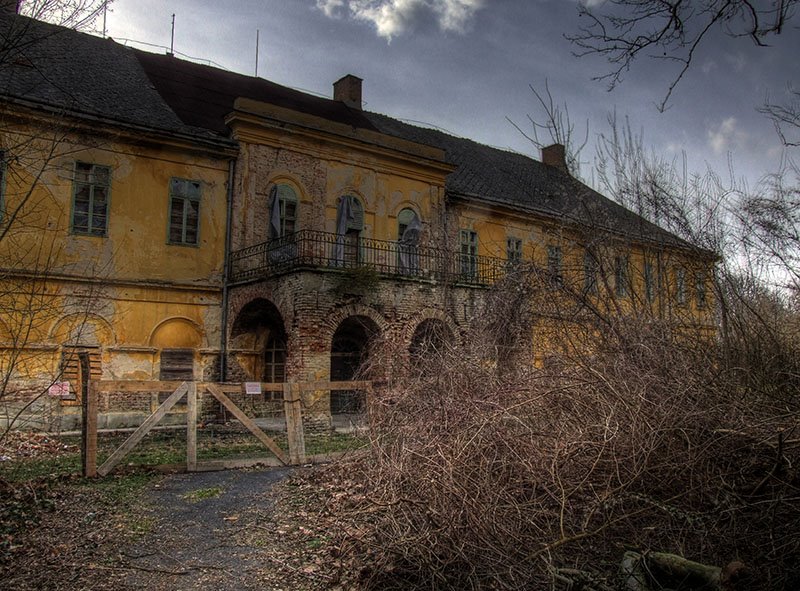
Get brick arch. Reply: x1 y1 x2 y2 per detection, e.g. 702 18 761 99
319 304 388 353
400 309 460 349
227 289 294 340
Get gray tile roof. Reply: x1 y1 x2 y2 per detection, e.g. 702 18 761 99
0 12 703 253
0 12 220 140
362 112 697 250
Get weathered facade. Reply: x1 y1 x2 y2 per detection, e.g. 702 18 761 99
0 9 715 431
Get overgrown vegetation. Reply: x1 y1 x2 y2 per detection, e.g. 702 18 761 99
321 265 799 590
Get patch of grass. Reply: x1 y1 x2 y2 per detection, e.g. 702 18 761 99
306 432 367 455
306 536 328 549
0 453 82 482
181 486 224 503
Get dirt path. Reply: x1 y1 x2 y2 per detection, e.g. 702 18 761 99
121 467 296 590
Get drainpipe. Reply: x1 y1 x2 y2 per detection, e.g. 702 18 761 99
219 158 236 382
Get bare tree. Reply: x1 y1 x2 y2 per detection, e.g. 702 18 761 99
568 0 797 112
0 2 115 435
507 80 588 178
19 0 110 31
759 85 800 147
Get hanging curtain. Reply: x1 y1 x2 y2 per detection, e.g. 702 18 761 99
267 185 295 265
268 185 280 241
333 196 354 266
398 213 422 274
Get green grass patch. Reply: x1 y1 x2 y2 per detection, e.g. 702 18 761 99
181 486 224 503
2 426 367 484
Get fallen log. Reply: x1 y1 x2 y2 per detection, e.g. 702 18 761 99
620 551 747 591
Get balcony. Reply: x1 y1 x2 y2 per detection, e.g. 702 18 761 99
229 230 507 286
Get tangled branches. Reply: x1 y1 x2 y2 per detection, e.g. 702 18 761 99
338 275 800 590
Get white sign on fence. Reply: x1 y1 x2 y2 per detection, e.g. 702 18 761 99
244 382 262 395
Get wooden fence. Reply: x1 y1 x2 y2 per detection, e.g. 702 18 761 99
81 379 372 477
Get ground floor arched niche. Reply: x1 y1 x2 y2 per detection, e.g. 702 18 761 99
228 298 288 383
409 318 455 373
330 315 379 415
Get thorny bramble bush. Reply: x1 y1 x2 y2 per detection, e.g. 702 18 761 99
333 270 799 590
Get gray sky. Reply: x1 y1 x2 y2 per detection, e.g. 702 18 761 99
101 0 798 187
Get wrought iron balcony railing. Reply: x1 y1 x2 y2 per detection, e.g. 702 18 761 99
229 230 507 286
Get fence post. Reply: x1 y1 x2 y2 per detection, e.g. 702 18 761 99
284 382 306 465
186 381 197 472
81 355 97 477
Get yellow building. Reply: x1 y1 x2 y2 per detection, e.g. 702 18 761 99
0 9 714 431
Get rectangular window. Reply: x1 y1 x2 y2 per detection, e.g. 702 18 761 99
168 178 201 245
159 348 195 381
695 271 707 309
281 198 297 236
583 250 598 294
675 267 687 306
644 261 655 303
506 237 522 265
459 229 478 278
71 162 110 236
547 245 562 288
614 255 629 297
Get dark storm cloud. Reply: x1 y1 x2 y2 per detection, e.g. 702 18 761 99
105 0 796 185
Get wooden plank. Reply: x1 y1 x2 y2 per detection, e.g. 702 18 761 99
153 457 284 473
186 382 197 472
82 380 98 478
97 382 189 477
284 383 306 465
205 383 289 465
93 380 186 392
92 380 367 395
298 380 372 391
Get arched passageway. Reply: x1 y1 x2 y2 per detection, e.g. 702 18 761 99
330 315 379 414
230 298 287 382
409 318 454 369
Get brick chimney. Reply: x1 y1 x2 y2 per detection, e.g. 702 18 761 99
542 144 567 173
0 0 20 14
333 74 362 110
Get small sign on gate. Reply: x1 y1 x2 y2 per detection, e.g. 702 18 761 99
243 382 262 395
49 381 73 399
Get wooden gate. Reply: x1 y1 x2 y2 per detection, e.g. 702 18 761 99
81 380 370 477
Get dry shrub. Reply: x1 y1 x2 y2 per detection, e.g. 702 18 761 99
342 276 800 590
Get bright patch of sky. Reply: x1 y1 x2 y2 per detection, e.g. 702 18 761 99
316 0 485 39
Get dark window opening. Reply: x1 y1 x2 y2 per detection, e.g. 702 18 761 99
460 229 478 278
72 162 110 236
168 178 201 245
264 334 287 383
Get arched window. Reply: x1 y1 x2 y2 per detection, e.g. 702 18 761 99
269 184 298 240
398 208 417 239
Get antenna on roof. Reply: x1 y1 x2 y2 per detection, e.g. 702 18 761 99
102 2 107 38
168 13 175 57
255 29 259 77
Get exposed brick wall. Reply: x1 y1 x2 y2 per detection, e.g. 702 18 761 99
226 270 491 429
